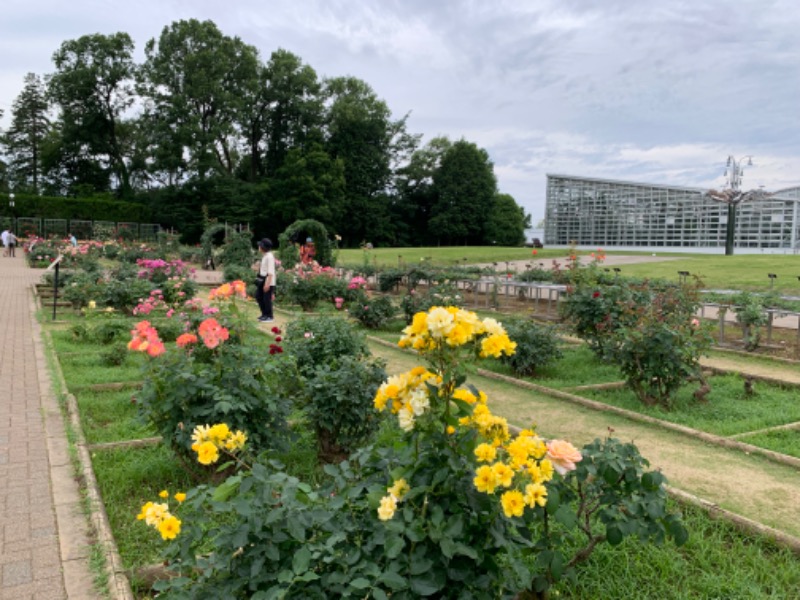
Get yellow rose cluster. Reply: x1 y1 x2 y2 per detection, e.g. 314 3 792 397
459 401 510 445
398 307 517 358
377 478 411 521
190 423 247 465
136 489 186 540
471 428 555 518
373 366 441 432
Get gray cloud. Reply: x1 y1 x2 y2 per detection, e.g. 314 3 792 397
1 0 798 223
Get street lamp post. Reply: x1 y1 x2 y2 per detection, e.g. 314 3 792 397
705 155 771 256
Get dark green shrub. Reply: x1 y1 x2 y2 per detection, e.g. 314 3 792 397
102 243 121 260
348 294 396 329
219 231 255 282
560 283 642 356
607 283 713 408
279 269 347 312
730 292 768 351
102 278 156 312
62 272 104 309
378 268 405 292
301 355 386 461
283 315 370 376
100 343 128 366
91 319 133 345
400 283 464 324
500 319 563 376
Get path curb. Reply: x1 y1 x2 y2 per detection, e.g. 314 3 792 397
38 294 134 600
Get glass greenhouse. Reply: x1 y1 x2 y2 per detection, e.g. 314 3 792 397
545 174 800 251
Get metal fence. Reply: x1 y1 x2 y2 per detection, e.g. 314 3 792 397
6 217 161 241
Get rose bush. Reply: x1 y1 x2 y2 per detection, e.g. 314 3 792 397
146 306 686 598
131 282 297 474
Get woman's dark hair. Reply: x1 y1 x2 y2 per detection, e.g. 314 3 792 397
258 238 272 251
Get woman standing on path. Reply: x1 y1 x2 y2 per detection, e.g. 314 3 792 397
256 238 275 322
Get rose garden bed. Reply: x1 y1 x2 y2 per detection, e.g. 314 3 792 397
41 297 800 598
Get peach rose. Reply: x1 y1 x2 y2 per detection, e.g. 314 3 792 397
546 440 582 475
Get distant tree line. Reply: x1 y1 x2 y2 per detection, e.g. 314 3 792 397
0 19 530 246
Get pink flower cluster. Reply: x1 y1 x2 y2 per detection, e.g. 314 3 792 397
136 258 195 280
348 276 367 290
292 261 336 280
133 290 167 316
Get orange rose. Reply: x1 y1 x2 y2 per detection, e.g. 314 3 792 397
545 440 582 475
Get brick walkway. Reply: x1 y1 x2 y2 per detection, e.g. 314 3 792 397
0 254 96 599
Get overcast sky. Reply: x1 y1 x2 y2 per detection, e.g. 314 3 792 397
2 0 799 223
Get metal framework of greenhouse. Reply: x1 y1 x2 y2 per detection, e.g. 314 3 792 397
545 174 800 252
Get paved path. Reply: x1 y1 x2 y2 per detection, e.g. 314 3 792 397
0 255 97 599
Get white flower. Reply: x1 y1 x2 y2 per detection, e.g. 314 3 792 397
398 408 415 432
427 307 455 339
408 388 430 416
482 318 506 336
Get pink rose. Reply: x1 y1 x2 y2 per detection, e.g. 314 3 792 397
546 440 582 475
691 318 700 329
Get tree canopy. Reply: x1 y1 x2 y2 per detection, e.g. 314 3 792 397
0 20 529 247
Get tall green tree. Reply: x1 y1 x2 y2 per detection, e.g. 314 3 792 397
48 33 137 196
235 49 323 182
322 76 417 245
140 19 259 180
262 50 323 177
394 136 452 245
429 140 497 245
484 193 531 246
266 141 346 233
2 73 51 194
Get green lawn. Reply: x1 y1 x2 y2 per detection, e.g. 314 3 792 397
78 389 155 445
583 373 800 437
737 428 800 459
338 246 800 293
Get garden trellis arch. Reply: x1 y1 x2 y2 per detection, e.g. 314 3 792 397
279 219 333 267
200 223 237 266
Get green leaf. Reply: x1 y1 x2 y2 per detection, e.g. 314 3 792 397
292 546 311 575
378 570 407 590
550 551 564 581
606 524 623 546
297 571 319 582
670 520 689 546
385 534 405 559
350 577 370 590
277 569 294 583
211 476 241 501
410 556 433 575
410 569 445 596
440 538 456 559
553 505 577 529
372 589 389 600
287 517 305 542
444 514 463 538
454 543 478 559
546 487 560 514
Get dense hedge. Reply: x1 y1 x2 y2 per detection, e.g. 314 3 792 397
2 193 152 223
